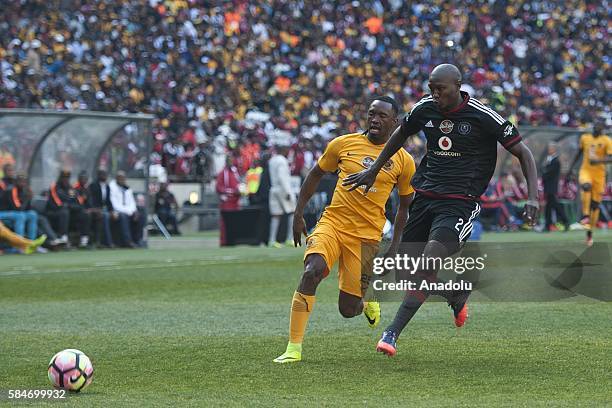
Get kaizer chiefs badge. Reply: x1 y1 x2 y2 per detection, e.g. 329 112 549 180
362 156 374 168
306 237 315 248
383 159 394 171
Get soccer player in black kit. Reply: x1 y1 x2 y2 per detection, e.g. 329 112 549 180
343 64 539 357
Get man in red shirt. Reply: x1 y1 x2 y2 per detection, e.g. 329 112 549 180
216 155 241 245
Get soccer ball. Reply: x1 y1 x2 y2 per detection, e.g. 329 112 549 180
48 349 94 392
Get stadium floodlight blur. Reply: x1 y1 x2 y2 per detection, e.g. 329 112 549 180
0 109 154 195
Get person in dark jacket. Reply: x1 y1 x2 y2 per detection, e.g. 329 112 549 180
542 142 569 231
2 173 61 246
88 169 114 247
155 182 180 235
46 169 91 247
0 163 24 230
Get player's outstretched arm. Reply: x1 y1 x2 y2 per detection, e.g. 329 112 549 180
508 141 539 225
342 126 408 193
385 193 414 257
293 164 325 246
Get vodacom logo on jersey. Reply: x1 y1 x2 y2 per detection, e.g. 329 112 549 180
438 136 452 150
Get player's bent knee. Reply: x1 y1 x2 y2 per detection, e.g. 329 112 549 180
581 183 592 192
338 291 362 318
591 200 600 210
338 301 360 318
298 256 327 293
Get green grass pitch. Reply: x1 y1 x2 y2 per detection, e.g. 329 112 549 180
0 230 610 407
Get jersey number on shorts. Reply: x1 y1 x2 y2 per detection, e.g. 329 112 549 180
454 218 464 232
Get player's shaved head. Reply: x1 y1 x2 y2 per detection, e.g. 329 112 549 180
430 64 462 83
428 64 464 111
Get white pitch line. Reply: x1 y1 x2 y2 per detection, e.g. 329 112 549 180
0 256 241 278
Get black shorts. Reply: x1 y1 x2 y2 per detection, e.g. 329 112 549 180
402 193 481 254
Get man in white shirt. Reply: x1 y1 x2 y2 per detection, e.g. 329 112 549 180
268 145 297 247
109 171 143 248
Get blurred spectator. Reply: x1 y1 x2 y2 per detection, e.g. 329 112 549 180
253 153 272 245
0 148 16 177
0 164 24 232
1 173 38 240
0 1 607 181
1 163 15 187
46 170 91 247
268 146 296 247
500 172 528 226
109 171 144 248
89 169 114 247
246 160 264 205
73 171 90 206
216 155 241 246
541 142 569 231
74 170 107 247
480 179 511 231
154 182 180 235
9 174 62 247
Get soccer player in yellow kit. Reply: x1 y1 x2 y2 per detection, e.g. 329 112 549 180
274 96 416 363
570 122 612 246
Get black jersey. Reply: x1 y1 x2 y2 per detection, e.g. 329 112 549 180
400 91 521 200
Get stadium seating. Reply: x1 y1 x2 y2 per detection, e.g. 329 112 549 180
0 1 608 181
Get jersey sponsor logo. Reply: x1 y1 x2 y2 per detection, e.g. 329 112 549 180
503 124 514 137
433 150 462 157
438 136 452 151
362 156 374 168
458 122 471 135
439 120 454 134
425 120 434 128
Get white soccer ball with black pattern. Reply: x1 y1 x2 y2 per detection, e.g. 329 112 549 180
48 349 94 392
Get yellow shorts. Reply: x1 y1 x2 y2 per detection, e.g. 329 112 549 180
304 222 379 298
579 169 606 202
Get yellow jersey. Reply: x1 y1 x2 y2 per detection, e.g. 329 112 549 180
317 133 416 241
580 133 612 176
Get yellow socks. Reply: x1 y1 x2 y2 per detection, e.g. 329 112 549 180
289 291 316 344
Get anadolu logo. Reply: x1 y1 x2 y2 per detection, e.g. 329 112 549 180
438 136 452 151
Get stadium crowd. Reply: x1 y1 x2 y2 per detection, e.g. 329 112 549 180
0 0 610 245
1 1 609 174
